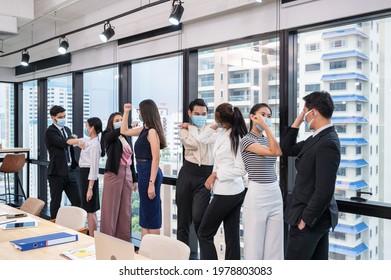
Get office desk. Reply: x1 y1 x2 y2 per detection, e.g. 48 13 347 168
0 204 148 260
0 204 94 260
0 148 31 200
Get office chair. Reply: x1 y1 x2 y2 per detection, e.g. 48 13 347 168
138 234 190 260
52 206 88 234
19 197 45 216
0 153 27 204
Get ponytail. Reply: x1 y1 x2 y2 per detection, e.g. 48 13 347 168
230 107 248 154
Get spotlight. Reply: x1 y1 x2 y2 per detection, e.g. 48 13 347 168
100 21 115 42
58 37 69 54
169 0 184 25
20 50 30 66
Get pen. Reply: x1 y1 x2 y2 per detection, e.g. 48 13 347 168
0 220 17 225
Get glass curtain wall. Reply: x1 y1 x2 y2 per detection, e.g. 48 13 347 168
297 16 391 259
22 80 38 197
46 75 73 207
0 82 15 200
83 66 119 225
0 82 14 149
197 38 280 259
131 54 183 238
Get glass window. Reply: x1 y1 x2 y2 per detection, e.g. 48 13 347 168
335 103 347 111
0 82 14 149
330 60 347 69
197 38 279 259
47 75 73 132
131 54 183 240
22 81 38 159
132 54 183 176
305 63 321 71
298 16 391 260
305 84 320 92
330 82 347 90
83 66 119 168
22 80 38 198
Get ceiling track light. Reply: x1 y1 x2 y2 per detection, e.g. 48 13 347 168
58 37 69 54
169 0 184 25
100 21 115 42
20 49 30 66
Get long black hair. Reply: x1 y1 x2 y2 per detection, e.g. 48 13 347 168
139 99 167 149
100 112 122 157
215 103 248 154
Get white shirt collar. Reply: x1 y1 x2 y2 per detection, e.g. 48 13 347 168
312 123 333 137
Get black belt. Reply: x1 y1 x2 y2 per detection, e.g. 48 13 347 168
136 158 151 162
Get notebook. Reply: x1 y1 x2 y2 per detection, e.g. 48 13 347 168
94 231 135 260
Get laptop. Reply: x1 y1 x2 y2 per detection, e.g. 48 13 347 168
94 231 135 260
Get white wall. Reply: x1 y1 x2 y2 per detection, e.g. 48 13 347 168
3 0 391 82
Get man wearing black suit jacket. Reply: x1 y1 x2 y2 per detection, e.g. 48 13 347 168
281 91 341 260
45 105 81 219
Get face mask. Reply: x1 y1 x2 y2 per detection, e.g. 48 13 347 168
191 115 207 128
84 127 90 137
56 118 66 127
254 117 271 132
217 123 223 129
113 122 121 130
304 110 316 129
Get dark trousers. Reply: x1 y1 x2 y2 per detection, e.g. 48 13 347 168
285 211 332 260
176 160 213 246
48 168 81 218
198 189 246 260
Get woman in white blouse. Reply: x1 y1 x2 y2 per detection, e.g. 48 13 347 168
67 117 102 237
197 103 248 260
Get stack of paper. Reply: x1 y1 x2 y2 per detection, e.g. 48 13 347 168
61 245 96 260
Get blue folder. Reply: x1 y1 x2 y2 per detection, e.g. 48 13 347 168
10 232 78 251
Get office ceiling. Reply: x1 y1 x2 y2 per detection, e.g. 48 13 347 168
0 0 125 42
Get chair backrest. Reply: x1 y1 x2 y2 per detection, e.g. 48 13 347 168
55 206 87 230
20 197 45 216
0 154 25 173
138 234 190 260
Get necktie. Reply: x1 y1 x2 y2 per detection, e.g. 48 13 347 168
61 128 71 164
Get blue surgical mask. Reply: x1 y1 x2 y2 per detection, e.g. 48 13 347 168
191 115 207 128
254 117 271 132
84 127 90 137
56 118 66 127
217 124 223 129
113 122 121 129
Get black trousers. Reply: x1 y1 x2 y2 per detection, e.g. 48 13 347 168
285 210 332 260
198 189 246 260
48 168 81 218
176 160 213 246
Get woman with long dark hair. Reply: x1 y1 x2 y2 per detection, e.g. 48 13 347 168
121 99 167 237
240 103 283 259
100 112 139 242
197 102 248 260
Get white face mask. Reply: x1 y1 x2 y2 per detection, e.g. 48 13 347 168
303 110 316 130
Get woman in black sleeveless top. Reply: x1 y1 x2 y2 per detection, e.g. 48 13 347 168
120 100 167 238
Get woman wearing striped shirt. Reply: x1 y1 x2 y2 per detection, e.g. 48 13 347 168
240 103 283 259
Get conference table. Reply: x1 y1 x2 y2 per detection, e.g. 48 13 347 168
0 204 146 260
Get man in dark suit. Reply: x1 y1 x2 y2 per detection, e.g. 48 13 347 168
281 91 341 260
45 105 81 219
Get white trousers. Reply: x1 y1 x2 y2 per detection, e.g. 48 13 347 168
243 180 284 260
